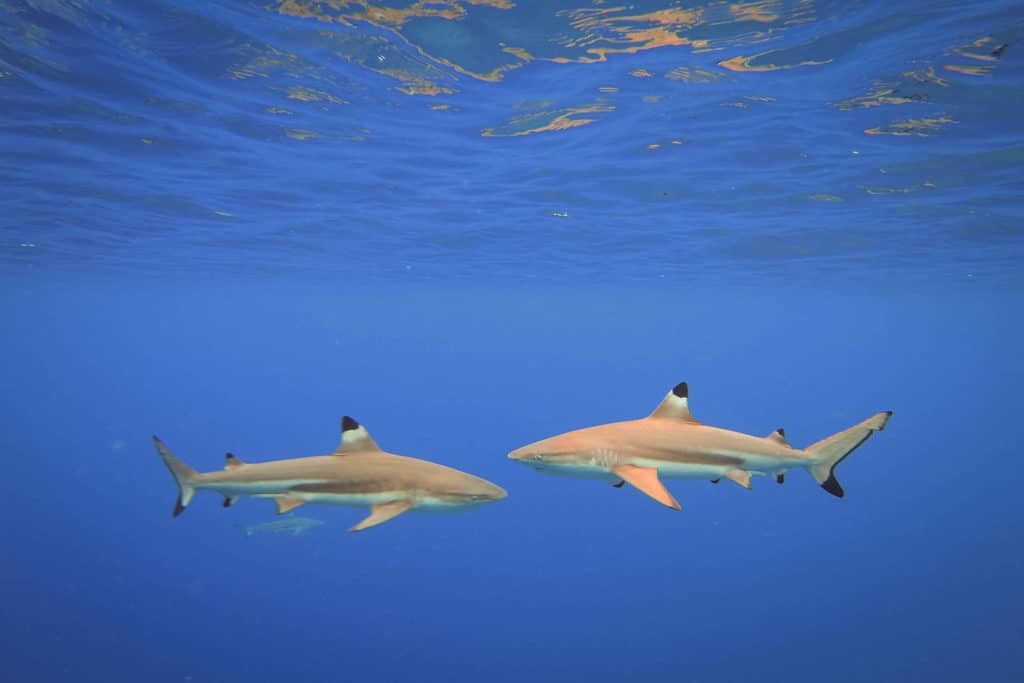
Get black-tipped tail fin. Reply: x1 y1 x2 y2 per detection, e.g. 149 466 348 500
806 411 893 498
152 436 200 517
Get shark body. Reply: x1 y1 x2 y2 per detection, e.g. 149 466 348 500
154 416 506 532
235 515 325 537
509 382 892 510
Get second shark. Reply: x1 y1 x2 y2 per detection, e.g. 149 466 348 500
154 416 506 532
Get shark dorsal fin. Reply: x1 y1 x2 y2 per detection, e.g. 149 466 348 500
335 416 381 454
648 382 700 424
225 453 245 469
766 428 790 446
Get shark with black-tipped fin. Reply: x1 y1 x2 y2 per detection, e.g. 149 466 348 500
508 382 892 510
153 416 507 532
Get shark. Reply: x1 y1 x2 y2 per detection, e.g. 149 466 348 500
235 515 325 537
508 382 892 510
154 416 507 532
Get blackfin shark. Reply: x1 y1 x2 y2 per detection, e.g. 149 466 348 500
154 416 507 532
508 382 892 510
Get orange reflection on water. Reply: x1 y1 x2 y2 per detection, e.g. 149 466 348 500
553 7 708 63
481 103 614 137
729 1 780 24
719 52 830 72
865 115 956 137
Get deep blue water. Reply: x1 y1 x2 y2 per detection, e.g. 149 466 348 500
2 2 1023 682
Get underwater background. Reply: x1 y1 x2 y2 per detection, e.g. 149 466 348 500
2 1 1023 681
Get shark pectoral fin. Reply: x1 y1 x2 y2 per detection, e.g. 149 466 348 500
274 497 306 515
611 465 682 511
223 496 239 508
350 500 414 532
723 469 753 490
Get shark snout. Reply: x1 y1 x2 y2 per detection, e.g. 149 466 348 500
467 477 507 502
508 446 545 464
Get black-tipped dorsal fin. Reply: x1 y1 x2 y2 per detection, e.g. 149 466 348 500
335 416 381 454
225 453 245 469
766 428 790 446
648 382 700 424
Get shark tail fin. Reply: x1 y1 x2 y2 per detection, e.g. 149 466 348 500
806 411 893 498
152 436 200 517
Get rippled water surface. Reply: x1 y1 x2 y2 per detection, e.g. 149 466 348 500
3 0 1022 281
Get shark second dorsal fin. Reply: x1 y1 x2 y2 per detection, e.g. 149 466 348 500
335 416 381 454
766 428 790 447
225 453 245 469
648 382 700 424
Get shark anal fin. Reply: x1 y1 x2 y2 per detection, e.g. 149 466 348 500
225 453 245 469
335 416 382 454
611 480 625 488
724 469 752 490
776 473 785 484
648 382 700 424
274 496 306 515
611 465 682 511
223 496 238 508
350 500 414 532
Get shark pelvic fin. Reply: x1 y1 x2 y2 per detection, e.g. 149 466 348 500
723 469 753 489
648 382 700 424
611 480 625 488
766 428 790 446
224 453 245 469
611 464 682 510
710 478 720 484
335 416 381 454
350 500 414 532
274 497 306 514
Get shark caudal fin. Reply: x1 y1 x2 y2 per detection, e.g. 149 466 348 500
806 411 893 498
152 436 200 517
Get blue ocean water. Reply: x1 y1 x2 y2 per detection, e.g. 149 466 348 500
2 1 1022 681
